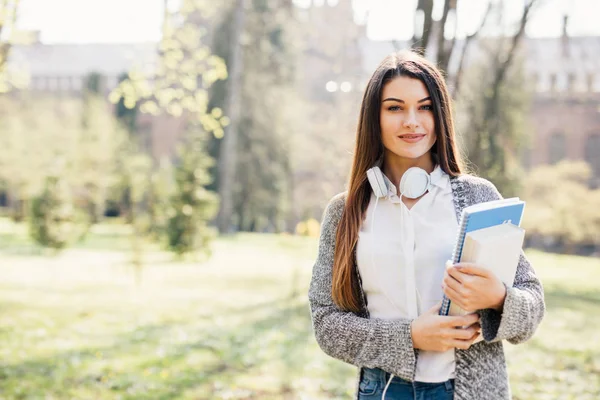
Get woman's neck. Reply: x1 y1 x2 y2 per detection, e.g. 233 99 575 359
382 152 435 189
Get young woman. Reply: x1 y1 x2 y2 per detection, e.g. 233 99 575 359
308 50 545 400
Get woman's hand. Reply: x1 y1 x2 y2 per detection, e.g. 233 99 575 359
442 263 507 313
410 302 481 352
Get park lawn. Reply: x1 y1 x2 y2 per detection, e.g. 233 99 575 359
0 220 599 399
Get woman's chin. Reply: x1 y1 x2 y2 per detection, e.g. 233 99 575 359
392 148 430 160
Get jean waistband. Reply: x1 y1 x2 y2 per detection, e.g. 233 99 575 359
362 367 454 391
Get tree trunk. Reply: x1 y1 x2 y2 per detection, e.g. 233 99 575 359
217 0 246 234
435 0 453 73
411 0 434 54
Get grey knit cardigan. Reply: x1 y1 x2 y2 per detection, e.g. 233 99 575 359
308 174 545 400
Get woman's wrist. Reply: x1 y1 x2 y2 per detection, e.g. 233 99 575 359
491 284 507 312
410 319 420 349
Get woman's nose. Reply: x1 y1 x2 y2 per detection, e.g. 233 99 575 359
403 108 419 129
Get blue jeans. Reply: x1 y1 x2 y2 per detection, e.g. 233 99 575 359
358 367 454 400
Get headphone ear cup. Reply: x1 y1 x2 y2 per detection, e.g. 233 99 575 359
367 166 387 198
400 167 431 199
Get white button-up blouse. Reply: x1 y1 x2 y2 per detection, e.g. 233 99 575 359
356 164 459 382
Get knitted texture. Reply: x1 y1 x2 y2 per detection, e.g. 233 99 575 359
308 174 545 400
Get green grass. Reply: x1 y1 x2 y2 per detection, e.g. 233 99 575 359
0 220 599 399
504 251 600 400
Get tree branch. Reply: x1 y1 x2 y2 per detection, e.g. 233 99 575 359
452 0 493 97
494 0 537 88
436 0 452 71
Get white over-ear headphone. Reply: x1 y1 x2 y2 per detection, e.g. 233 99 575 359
366 165 432 199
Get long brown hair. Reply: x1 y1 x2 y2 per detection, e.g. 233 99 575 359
332 50 466 312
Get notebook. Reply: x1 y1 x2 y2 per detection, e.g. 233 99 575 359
446 223 525 317
439 197 526 317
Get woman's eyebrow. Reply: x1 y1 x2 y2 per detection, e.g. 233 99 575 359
382 96 431 103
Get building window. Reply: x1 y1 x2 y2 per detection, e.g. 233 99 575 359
37 77 47 91
592 74 600 93
530 72 539 91
60 77 71 91
567 73 576 92
536 73 550 92
48 77 58 91
585 135 600 177
72 76 82 92
548 132 566 164
587 74 594 92
549 73 557 92
555 73 568 92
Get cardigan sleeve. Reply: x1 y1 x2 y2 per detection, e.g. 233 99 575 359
474 180 546 344
308 193 418 381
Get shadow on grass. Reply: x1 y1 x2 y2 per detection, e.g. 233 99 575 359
0 296 318 399
512 285 600 388
544 286 600 311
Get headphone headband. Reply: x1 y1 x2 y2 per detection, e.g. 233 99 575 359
366 166 431 199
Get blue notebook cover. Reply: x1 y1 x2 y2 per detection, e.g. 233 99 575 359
439 198 526 316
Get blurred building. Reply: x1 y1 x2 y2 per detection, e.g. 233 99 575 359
296 0 364 102
8 8 600 184
358 23 600 185
300 3 600 185
8 35 188 163
523 34 600 184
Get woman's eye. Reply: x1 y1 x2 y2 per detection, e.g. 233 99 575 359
386 105 432 111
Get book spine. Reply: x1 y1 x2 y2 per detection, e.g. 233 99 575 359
439 213 469 316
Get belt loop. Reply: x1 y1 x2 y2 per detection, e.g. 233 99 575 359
444 379 453 391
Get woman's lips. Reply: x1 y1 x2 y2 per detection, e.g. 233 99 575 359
397 134 426 143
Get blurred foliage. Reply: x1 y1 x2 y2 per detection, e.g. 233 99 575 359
295 218 320 238
107 0 223 256
521 161 600 253
0 0 32 93
109 0 228 138
0 95 81 220
28 175 82 250
0 79 126 224
166 131 218 256
77 73 130 226
115 72 139 135
456 47 533 197
147 157 176 242
121 150 153 273
208 0 361 232
231 0 298 233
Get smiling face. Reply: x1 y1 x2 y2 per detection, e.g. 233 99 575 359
379 75 437 164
